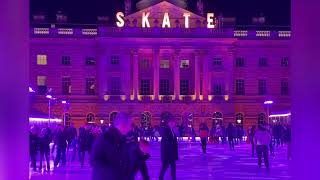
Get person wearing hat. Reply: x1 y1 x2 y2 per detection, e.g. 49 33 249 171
159 118 178 180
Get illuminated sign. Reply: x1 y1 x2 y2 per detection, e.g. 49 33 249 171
116 12 215 29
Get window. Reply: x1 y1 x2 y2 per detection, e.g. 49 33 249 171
258 113 266 126
85 57 96 65
86 113 95 123
213 84 222 95
111 56 120 65
235 79 245 95
37 76 47 95
140 79 151 95
160 60 170 68
281 79 289 95
258 79 267 95
236 57 245 67
180 60 189 68
37 54 47 65
180 79 189 95
86 78 95 95
62 77 71 95
110 77 121 95
235 113 244 126
212 57 222 66
160 79 170 95
63 113 71 127
258 57 268 67
141 112 152 130
61 56 71 65
281 57 289 67
140 58 150 69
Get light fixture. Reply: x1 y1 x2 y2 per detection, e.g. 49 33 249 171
61 100 67 104
29 117 62 123
29 87 35 93
264 100 273 105
46 94 52 99
236 119 242 124
100 119 104 124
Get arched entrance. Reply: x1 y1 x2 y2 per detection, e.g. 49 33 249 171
86 113 95 124
141 112 152 130
235 113 244 127
109 111 118 125
160 111 173 127
212 112 223 127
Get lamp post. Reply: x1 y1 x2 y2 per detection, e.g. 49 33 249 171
264 100 273 124
46 94 52 124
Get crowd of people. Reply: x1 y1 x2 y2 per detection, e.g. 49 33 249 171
29 115 291 179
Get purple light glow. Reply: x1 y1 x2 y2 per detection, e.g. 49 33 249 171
29 117 62 123
269 113 291 117
61 100 67 104
46 95 52 99
28 87 35 93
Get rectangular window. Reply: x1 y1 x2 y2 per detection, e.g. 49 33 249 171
160 79 170 95
180 79 189 95
62 77 71 95
160 60 170 69
140 58 150 69
37 76 47 95
281 57 289 67
235 79 245 95
236 57 245 67
140 79 151 95
259 57 268 67
258 79 267 95
110 77 121 95
85 57 96 65
281 79 289 95
62 56 71 65
180 60 189 68
86 78 95 95
213 84 222 95
37 54 47 65
111 56 120 65
212 57 223 66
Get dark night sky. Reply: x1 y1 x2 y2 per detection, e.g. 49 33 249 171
30 0 291 26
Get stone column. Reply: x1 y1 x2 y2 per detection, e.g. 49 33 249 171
153 48 160 101
174 50 180 100
203 51 209 101
133 50 139 100
195 52 201 100
123 50 131 101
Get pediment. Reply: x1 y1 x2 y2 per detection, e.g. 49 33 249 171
125 1 206 28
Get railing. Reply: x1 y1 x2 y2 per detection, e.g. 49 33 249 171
31 26 291 39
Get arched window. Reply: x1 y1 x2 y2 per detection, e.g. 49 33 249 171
109 112 118 125
235 113 244 126
258 113 266 125
160 111 173 127
212 112 223 126
86 113 95 123
141 112 152 130
63 113 71 127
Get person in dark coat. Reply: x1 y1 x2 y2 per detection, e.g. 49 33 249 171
159 118 178 180
29 126 39 171
54 126 68 167
90 112 133 180
39 127 51 171
227 123 235 150
249 125 257 157
128 139 151 180
78 126 88 168
199 123 209 154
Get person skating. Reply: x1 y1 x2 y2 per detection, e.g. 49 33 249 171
254 125 272 170
54 126 68 167
159 118 178 180
249 125 257 157
39 127 51 171
199 123 209 154
226 123 235 150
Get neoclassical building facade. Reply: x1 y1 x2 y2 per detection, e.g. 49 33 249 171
30 1 291 130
